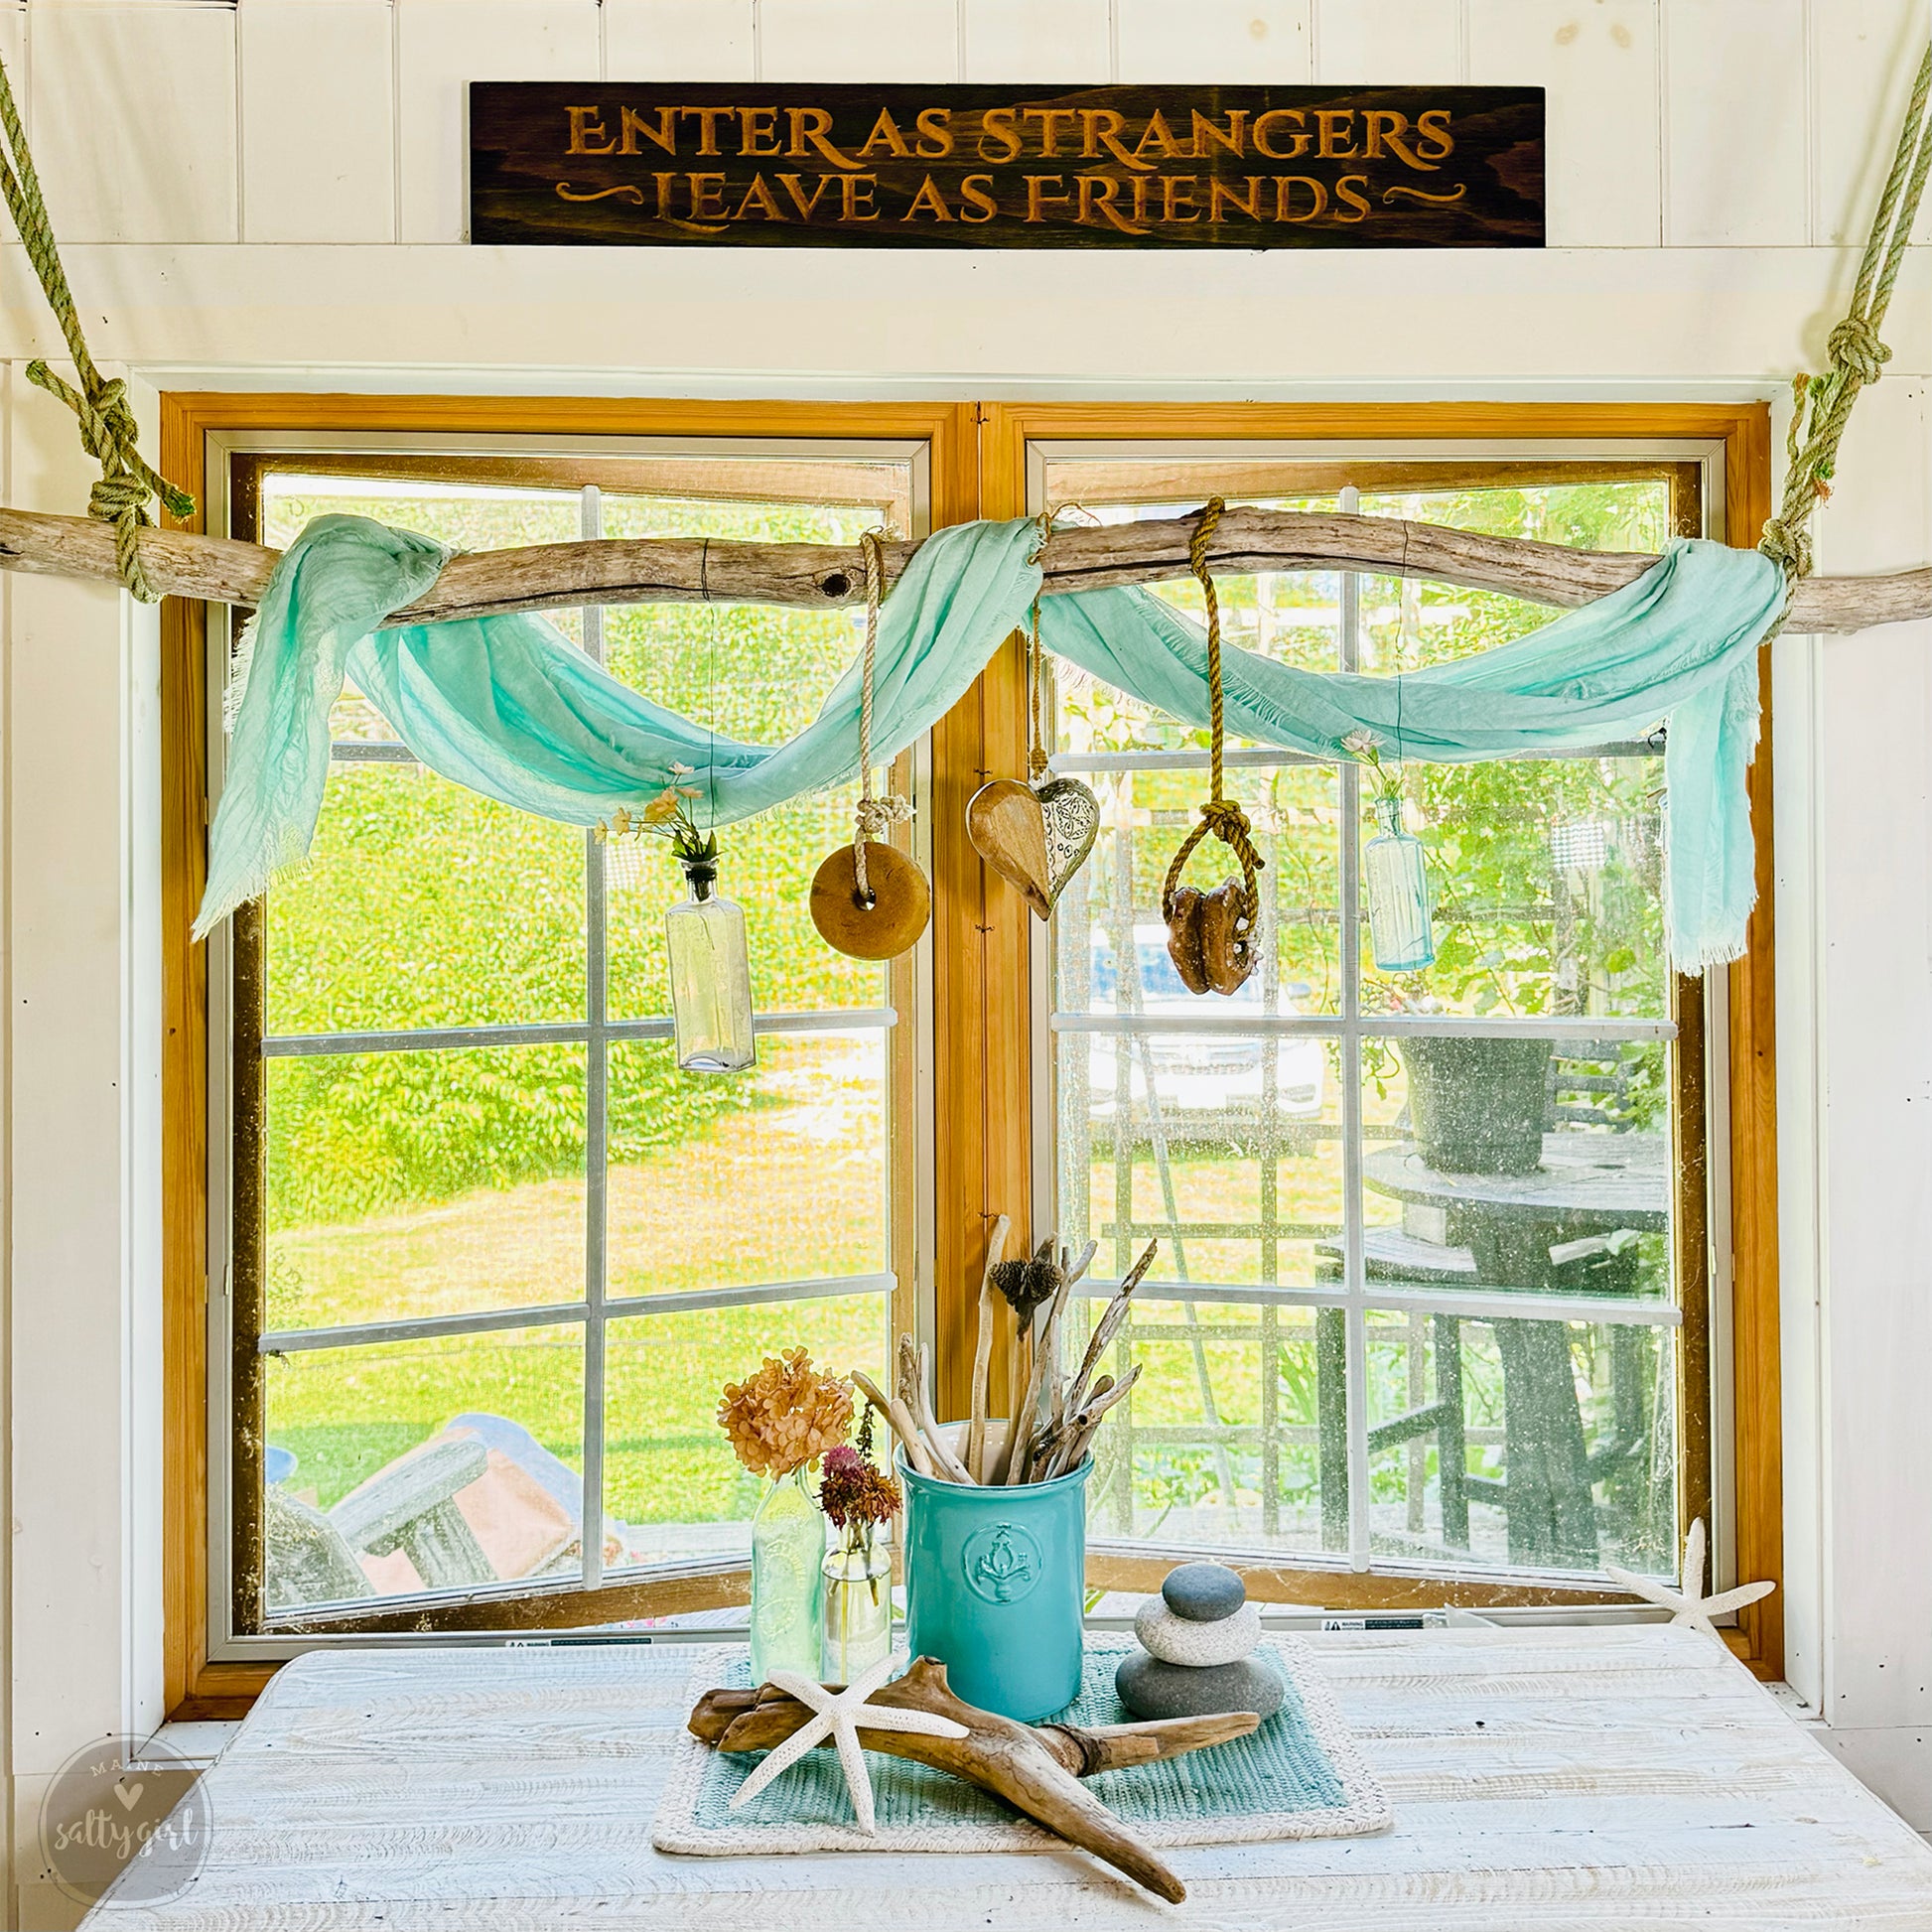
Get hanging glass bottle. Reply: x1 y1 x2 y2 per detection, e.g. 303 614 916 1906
750 1465 826 1682
1364 792 1436 973
665 840 757 1073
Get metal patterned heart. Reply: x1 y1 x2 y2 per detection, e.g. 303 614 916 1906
1034 775 1100 910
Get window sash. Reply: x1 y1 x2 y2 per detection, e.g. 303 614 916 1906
1031 449 1714 1587
212 438 928 1643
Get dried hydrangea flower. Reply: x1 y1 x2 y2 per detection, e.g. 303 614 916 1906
717 1346 855 1480
820 1441 900 1536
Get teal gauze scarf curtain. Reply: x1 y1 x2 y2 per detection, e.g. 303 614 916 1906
196 511 1788 970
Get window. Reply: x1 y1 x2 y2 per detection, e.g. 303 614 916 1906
165 400 1778 1712
1030 447 1720 1597
213 440 930 1637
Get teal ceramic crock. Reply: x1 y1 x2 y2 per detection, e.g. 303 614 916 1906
899 1434 1091 1722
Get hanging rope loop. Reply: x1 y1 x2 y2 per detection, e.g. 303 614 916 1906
0 53 195 600
1761 39 1932 593
1160 496 1264 929
850 527 910 904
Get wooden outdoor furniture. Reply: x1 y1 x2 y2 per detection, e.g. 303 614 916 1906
1358 1131 1670 1568
87 1626 1932 1929
261 1436 492 1608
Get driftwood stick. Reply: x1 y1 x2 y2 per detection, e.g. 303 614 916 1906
965 1214 1010 1484
0 504 1918 633
1065 1241 1160 1421
1007 1265 1082 1485
689 1656 1259 1901
850 1370 933 1480
1050 1362 1144 1480
906 1337 975 1484
1030 1373 1112 1483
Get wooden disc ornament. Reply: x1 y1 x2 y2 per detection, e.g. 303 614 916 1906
1160 498 1265 998
810 838 930 959
808 527 933 963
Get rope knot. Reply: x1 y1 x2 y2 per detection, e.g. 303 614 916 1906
853 793 910 843
1826 314 1891 386
1198 798 1257 851
1757 514 1814 581
23 359 195 603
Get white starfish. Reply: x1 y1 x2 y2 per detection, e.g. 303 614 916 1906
1603 1518 1775 1642
728 1654 969 1835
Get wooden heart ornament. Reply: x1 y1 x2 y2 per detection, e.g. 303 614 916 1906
1165 880 1258 996
968 776 1100 920
1034 775 1100 908
967 779 1052 915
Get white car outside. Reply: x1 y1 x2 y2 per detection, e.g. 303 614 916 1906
1079 924 1327 1123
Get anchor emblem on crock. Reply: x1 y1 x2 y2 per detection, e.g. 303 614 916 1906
961 1522 1042 1603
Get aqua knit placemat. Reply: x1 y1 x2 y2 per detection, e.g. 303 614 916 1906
652 1634 1392 1854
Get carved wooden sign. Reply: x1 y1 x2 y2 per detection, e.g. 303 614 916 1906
470 84 1544 249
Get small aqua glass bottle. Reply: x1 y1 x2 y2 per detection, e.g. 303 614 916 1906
1364 793 1436 973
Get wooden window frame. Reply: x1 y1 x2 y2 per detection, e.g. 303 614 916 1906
162 396 1778 1718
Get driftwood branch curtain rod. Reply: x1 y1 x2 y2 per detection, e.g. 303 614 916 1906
0 502 1923 634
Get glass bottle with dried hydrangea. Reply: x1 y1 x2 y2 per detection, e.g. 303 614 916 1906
819 1405 901 1683
718 1348 854 1682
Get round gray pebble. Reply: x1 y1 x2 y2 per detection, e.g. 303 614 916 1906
1161 1561 1247 1622
1114 1650 1285 1722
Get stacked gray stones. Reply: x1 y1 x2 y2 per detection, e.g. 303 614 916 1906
1114 1562 1286 1721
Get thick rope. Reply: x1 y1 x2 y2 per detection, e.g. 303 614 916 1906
1162 497 1265 925
1028 593 1048 779
851 527 908 903
1760 38 1932 587
0 53 195 600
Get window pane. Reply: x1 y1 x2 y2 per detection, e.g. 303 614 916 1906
1057 763 1344 1019
266 763 587 1035
261 478 582 556
607 1033 889 1300
1078 1295 1336 1556
1360 758 1669 1022
1357 1037 1672 1307
1364 1307 1676 1576
265 1045 586 1330
604 1291 888 1567
605 785 887 1020
1061 1030 1342 1293
261 1323 585 1615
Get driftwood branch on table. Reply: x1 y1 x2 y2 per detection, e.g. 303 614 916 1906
0 503 1923 633
689 1654 1259 1902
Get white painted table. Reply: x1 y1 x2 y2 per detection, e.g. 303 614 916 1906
90 1626 1932 1930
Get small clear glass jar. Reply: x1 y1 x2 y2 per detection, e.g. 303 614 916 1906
821 1537 894 1685
1364 794 1436 973
665 855 756 1073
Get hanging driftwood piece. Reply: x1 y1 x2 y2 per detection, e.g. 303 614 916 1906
810 529 932 962
1 504 1923 633
689 1654 1260 1901
1161 500 1264 997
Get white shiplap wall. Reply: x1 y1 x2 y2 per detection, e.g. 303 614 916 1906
0 1 1927 1925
